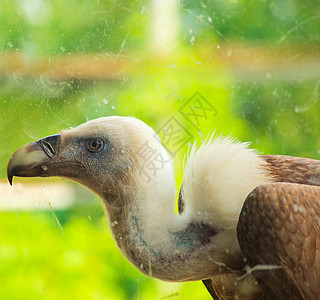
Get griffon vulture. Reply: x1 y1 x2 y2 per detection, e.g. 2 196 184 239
7 116 320 299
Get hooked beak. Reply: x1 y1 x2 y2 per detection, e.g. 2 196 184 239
7 134 61 185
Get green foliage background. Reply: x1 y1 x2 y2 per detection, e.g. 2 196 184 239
0 0 320 299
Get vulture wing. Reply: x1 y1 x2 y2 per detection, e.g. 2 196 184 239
237 182 320 300
237 155 320 299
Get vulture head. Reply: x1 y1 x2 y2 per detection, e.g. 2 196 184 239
7 117 153 197
10 116 319 299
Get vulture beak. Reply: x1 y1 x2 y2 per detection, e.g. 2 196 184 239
7 134 61 185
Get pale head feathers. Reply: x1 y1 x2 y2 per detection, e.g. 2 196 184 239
67 116 177 234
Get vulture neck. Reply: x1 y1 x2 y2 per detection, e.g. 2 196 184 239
102 152 220 282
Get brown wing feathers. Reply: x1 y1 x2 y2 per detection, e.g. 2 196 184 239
237 182 320 300
237 155 320 299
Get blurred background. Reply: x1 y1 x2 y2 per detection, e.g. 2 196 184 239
1 0 320 299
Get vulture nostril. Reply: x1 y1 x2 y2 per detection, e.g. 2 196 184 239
36 134 61 159
42 141 55 157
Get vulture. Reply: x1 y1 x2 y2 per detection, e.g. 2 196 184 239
7 116 320 300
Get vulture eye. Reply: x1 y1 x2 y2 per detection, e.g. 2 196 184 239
86 138 104 153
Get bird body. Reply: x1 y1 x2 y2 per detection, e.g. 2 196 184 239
7 116 320 299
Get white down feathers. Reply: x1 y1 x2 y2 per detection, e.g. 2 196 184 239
182 135 272 229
